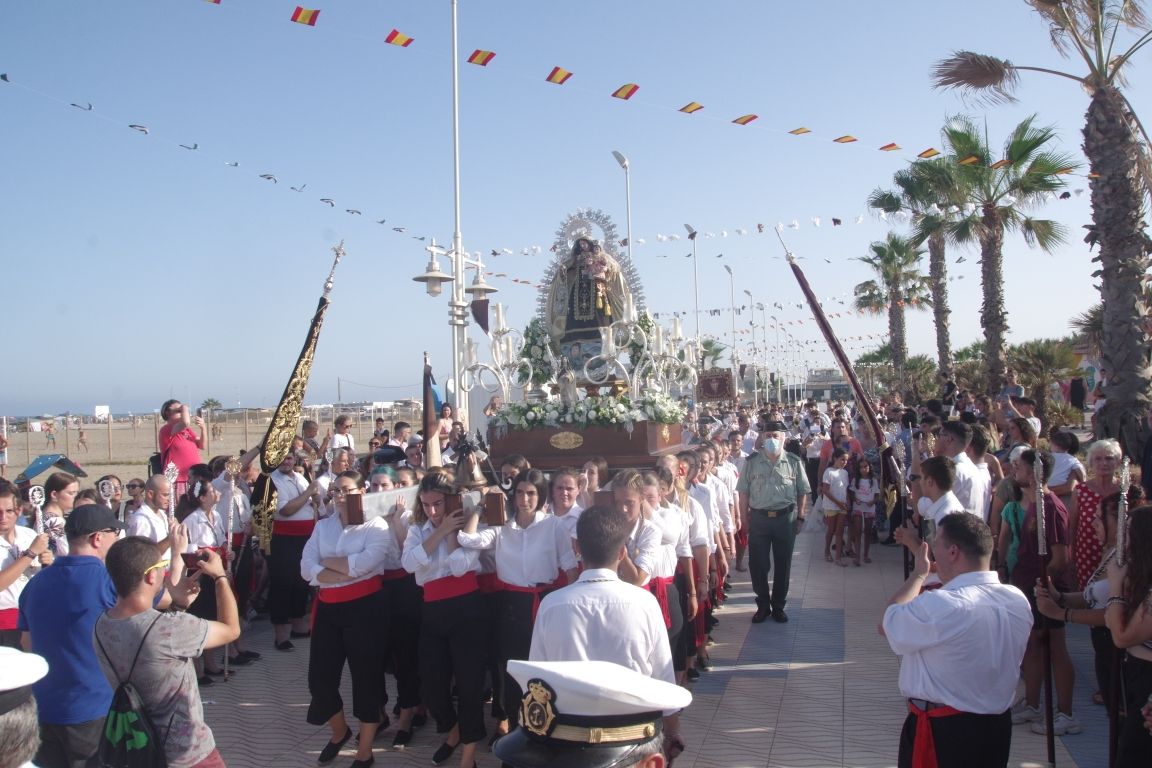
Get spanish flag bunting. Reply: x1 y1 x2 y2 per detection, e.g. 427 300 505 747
467 49 495 66
732 114 758 125
879 142 900 152
290 6 320 26
679 102 704 114
546 66 573 85
917 148 940 159
385 29 414 47
990 158 1011 169
833 135 857 144
957 154 981 165
612 83 640 100
788 127 811 135
205 0 221 4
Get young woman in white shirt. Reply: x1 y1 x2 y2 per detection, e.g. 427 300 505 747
401 469 487 768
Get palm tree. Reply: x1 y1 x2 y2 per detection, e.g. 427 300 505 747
922 115 1074 395
952 340 990 395
1008 338 1079 426
868 159 959 378
853 233 933 398
1069 302 1104 357
931 0 1151 451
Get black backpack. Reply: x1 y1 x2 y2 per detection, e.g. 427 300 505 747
95 614 170 768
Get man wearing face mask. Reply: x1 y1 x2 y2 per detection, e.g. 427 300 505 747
736 419 811 624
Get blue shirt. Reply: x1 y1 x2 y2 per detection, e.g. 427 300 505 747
18 555 117 724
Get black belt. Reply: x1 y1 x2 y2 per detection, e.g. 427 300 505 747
751 506 793 518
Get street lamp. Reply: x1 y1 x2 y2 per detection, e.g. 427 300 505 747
743 289 758 407
685 223 699 341
413 238 453 297
723 264 738 395
611 151 633 266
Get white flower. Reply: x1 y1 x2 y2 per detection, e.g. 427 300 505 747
526 411 537 421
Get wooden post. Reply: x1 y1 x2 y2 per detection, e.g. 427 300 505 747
243 409 249 448
107 415 112 462
64 416 70 456
154 412 160 452
25 423 31 465
205 411 212 456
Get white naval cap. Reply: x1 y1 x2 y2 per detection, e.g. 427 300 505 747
495 659 692 768
0 646 49 715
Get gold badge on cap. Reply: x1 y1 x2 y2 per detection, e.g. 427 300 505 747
522 678 557 737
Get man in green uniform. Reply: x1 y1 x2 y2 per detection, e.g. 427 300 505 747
736 419 810 624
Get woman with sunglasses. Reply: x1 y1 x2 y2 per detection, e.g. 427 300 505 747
301 470 393 768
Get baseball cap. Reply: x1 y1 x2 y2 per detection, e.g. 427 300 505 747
64 504 127 538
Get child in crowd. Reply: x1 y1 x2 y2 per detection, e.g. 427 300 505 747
1048 429 1085 507
822 449 850 566
849 458 877 566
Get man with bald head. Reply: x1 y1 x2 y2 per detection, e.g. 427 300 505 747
125 475 173 552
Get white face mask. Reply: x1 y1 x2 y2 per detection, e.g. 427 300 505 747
762 437 782 455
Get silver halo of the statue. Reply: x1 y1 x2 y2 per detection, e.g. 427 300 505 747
28 486 46 534
536 208 647 322
98 479 116 503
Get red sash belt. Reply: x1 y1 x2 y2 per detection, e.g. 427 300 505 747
318 576 383 604
230 533 245 547
500 581 548 623
0 607 19 630
648 576 674 629
273 519 316 537
423 573 479 602
907 700 962 768
382 568 409 582
477 572 501 594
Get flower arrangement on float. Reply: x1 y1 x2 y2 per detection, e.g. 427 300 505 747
489 391 685 435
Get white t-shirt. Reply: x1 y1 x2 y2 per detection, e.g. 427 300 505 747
1049 452 1085 487
823 467 849 506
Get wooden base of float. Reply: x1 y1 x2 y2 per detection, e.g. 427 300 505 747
487 421 683 470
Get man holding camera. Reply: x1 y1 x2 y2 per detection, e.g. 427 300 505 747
737 419 810 624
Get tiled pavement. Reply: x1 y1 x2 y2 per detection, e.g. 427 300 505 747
206 527 1105 767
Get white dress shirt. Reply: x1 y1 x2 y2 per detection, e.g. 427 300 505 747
916 491 966 526
184 508 227 552
706 474 735 534
883 570 1032 713
401 521 480 585
457 512 577 587
624 518 662 586
271 470 312 521
688 483 718 553
126 504 169 543
549 503 583 540
211 476 252 535
301 515 391 587
647 504 684 579
530 567 675 685
331 433 356 453
950 452 991 522
1 526 39 612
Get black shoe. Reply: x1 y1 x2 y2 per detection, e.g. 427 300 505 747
686 667 700 682
238 650 262 661
290 630 312 639
697 656 712 671
751 608 771 624
431 742 458 765
275 640 295 652
318 728 352 764
226 655 253 666
412 713 428 729
392 700 401 717
350 759 374 768
772 609 789 623
392 729 411 749
723 580 732 591
354 716 388 745
204 667 231 676
197 675 214 686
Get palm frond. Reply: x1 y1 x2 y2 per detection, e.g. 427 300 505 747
867 189 904 214
1018 217 1069 251
932 52 1021 104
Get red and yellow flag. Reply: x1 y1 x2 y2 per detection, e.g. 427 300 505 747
205 0 221 4
546 66 572 85
917 148 940 159
957 154 981 165
732 114 758 125
290 6 319 25
788 127 811 135
385 29 414 47
990 158 1011 169
612 83 639 100
833 135 857 144
879 142 900 152
467 49 495 66
679 102 704 114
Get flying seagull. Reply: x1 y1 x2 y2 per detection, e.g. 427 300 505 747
319 198 335 207
71 102 93 111
128 124 149 134
290 183 307 193
179 142 198 150
259 174 277 183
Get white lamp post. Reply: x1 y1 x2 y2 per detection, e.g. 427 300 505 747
611 151 633 265
723 264 738 384
685 223 699 342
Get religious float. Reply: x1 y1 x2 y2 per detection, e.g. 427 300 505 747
469 209 700 469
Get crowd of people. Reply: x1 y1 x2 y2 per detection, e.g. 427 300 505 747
3 385 1152 768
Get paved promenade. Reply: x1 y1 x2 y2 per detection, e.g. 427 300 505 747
204 526 1106 768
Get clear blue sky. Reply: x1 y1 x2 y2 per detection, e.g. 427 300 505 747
2 0 1125 416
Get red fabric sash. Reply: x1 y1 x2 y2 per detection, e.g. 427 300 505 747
551 569 570 589
500 581 548 623
381 568 409 582
423 573 479 602
736 529 749 548
691 560 710 647
648 576 674 629
0 608 19 630
272 520 316 537
230 533 244 547
477 572 501 594
318 576 383 604
907 700 962 768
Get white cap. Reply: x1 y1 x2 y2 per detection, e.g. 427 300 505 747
0 647 49 715
1008 445 1027 463
507 659 690 719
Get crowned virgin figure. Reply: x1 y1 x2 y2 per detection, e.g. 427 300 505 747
545 237 631 381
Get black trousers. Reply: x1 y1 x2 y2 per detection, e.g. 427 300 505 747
482 589 506 721
655 578 685 673
898 709 1011 768
419 591 489 744
1118 654 1152 768
269 532 310 625
498 590 537 728
36 718 105 768
1090 625 1117 715
748 509 795 612
805 457 821 502
0 628 22 648
307 590 388 725
382 574 423 709
231 541 255 614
